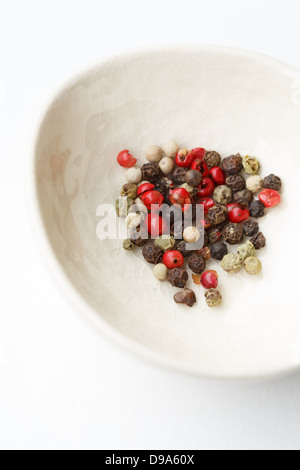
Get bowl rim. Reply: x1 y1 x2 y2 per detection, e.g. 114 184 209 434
28 44 300 381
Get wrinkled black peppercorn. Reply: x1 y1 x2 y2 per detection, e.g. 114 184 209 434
155 177 173 197
204 150 221 168
221 154 243 175
210 242 228 261
188 254 206 274
141 162 161 183
222 223 244 244
207 204 228 225
168 267 189 288
130 225 149 247
215 219 230 231
171 220 184 239
242 220 259 237
263 174 282 191
142 243 164 264
249 200 265 218
225 174 246 192
175 240 195 258
185 170 202 187
171 167 188 185
233 189 253 208
174 288 196 307
250 232 266 250
196 246 211 260
208 227 223 244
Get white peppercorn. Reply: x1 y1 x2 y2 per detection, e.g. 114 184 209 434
145 145 163 162
183 226 200 243
159 156 175 175
246 175 263 193
125 212 141 229
125 166 142 184
162 140 179 158
153 263 168 281
244 256 262 275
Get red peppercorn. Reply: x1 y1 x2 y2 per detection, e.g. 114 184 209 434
199 197 215 213
163 250 184 269
117 150 137 168
141 190 164 210
189 147 206 161
197 177 215 197
144 213 168 237
226 202 242 212
209 167 226 185
169 188 192 209
191 159 209 176
201 270 219 289
228 206 250 223
137 182 155 196
175 149 194 168
259 189 281 208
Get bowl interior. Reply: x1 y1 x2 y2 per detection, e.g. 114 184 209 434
35 46 300 378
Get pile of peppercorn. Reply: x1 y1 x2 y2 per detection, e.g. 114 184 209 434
116 142 282 308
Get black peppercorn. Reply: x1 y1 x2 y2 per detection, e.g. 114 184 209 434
204 150 221 168
175 240 195 258
222 223 244 244
142 243 164 264
250 232 266 250
215 219 230 231
174 288 196 307
233 189 253 208
196 246 211 260
171 167 188 185
210 242 228 260
168 267 189 288
141 162 161 183
171 220 184 239
130 225 149 247
155 177 173 197
221 154 243 175
207 204 228 225
263 174 282 191
185 170 202 187
188 254 206 274
208 227 223 244
242 220 259 237
249 200 265 218
225 174 246 192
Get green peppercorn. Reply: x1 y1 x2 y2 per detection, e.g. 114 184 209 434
205 289 222 307
179 183 198 197
123 239 135 250
213 185 233 205
120 183 138 199
242 155 260 175
221 253 242 273
244 256 262 275
115 197 134 217
237 241 256 261
154 235 175 251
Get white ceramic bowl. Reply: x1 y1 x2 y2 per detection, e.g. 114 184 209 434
32 45 300 380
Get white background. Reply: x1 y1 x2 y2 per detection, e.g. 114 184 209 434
1 0 300 451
